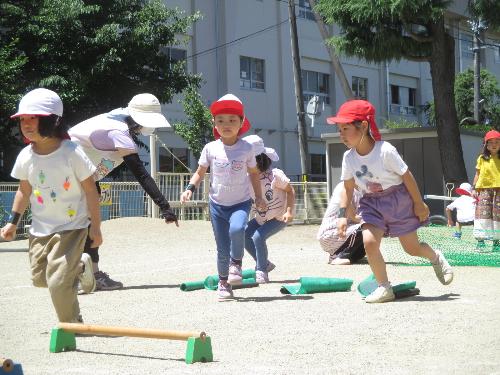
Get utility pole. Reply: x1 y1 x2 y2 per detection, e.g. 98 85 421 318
308 0 353 100
472 18 486 123
288 0 309 178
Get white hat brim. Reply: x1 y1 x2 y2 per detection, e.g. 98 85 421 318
265 147 279 161
128 109 171 128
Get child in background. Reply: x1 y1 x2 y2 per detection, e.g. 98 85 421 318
446 182 476 239
180 94 266 300
242 135 295 283
0 88 101 322
330 100 454 303
472 130 500 251
317 181 365 265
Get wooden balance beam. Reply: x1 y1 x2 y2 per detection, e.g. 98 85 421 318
49 323 213 364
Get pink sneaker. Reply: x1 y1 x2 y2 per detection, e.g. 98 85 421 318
217 281 233 301
256 270 269 284
228 263 243 285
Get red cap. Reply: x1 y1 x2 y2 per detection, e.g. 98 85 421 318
484 130 500 142
327 100 381 141
210 94 251 139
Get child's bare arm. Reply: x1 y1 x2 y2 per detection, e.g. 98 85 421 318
338 178 355 238
0 180 31 241
472 169 480 198
81 176 102 247
180 166 207 203
248 166 266 211
280 183 295 223
402 170 429 222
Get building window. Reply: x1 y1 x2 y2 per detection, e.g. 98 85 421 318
161 47 187 71
310 154 326 175
301 70 330 105
352 76 368 99
390 85 417 115
390 85 400 104
460 33 474 60
298 0 315 21
240 56 265 90
159 148 189 173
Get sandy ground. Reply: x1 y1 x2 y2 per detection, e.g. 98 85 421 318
1 217 500 375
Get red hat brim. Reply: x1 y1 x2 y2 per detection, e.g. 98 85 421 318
213 117 251 139
455 188 471 196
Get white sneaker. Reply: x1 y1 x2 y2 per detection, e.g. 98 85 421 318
228 263 243 285
365 285 395 303
432 250 454 285
256 270 269 284
217 281 234 301
78 254 96 294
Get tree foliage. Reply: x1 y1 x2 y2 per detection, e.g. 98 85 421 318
0 0 202 177
173 85 214 160
455 68 500 127
314 0 498 183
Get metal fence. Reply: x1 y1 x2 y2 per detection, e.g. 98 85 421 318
0 175 328 238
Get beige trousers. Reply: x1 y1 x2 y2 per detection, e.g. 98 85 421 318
28 227 88 322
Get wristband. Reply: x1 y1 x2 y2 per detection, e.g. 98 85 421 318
8 212 21 225
338 208 347 218
185 183 196 192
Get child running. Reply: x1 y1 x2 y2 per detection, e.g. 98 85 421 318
329 100 454 303
180 94 266 300
242 135 295 283
0 88 101 322
472 129 500 251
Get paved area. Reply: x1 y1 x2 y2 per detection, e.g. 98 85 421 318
1 218 499 374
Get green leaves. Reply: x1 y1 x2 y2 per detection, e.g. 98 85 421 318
173 85 213 159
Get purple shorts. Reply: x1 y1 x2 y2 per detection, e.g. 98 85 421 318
359 184 427 237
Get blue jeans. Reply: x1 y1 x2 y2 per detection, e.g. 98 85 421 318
245 218 287 272
209 199 252 278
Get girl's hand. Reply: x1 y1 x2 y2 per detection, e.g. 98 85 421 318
89 225 103 248
280 210 294 223
254 197 267 212
0 223 17 241
414 201 430 222
337 218 348 238
180 190 192 203
447 219 453 227
472 189 478 200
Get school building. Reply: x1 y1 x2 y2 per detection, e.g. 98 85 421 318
152 0 500 182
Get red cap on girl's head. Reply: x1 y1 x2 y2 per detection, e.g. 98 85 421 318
210 94 251 139
326 100 381 141
484 129 500 142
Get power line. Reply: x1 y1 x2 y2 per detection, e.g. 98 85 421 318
185 18 289 61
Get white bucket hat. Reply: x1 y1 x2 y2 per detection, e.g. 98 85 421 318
243 134 279 161
11 88 63 118
127 93 171 128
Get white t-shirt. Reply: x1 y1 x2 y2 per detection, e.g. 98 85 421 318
341 141 408 194
250 168 290 224
447 196 476 223
68 108 137 181
11 140 96 237
198 139 256 206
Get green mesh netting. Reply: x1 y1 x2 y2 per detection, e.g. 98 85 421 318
381 225 500 267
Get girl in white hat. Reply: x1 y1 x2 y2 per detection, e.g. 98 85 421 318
1 88 101 323
242 135 295 283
